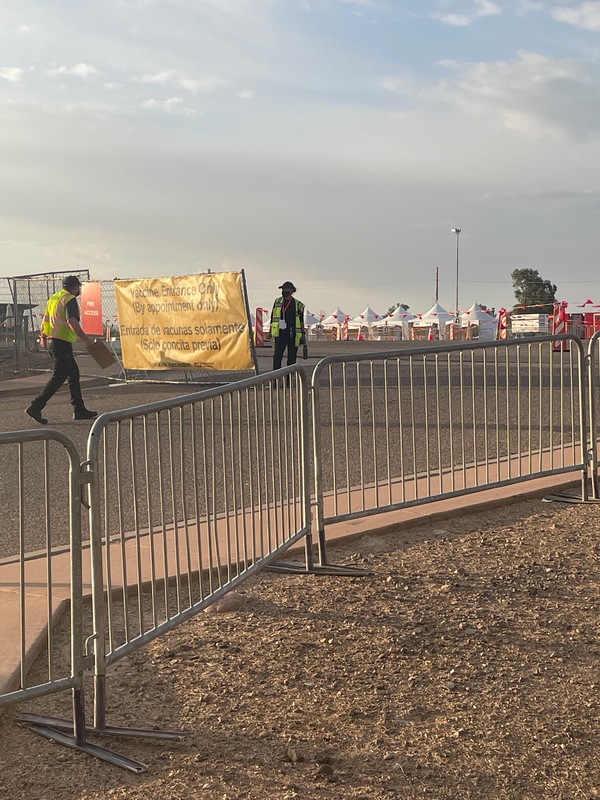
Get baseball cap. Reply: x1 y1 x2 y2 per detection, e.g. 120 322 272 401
62 275 82 289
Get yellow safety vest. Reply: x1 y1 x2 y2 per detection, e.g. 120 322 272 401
271 297 305 346
41 290 78 343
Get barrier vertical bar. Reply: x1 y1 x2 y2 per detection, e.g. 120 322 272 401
588 333 600 497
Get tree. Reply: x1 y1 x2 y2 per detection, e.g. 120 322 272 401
387 302 410 315
511 269 557 314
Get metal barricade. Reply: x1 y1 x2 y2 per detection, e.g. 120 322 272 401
0 429 149 770
0 430 84 711
312 335 589 562
86 365 311 731
588 331 600 497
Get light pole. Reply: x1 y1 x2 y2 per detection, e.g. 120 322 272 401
451 227 461 322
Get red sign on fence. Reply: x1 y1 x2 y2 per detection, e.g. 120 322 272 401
80 282 104 336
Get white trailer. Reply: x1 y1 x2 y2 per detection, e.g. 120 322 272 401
511 314 549 336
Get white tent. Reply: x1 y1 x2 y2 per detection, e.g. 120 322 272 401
461 303 496 340
348 306 383 339
372 307 416 340
412 303 453 340
373 307 416 327
414 303 453 325
349 306 383 327
321 308 350 326
461 303 495 324
304 309 321 326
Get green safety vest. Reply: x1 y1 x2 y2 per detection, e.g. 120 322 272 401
271 297 305 346
41 290 78 343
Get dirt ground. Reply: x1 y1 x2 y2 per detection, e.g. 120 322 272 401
0 349 49 381
0 496 599 799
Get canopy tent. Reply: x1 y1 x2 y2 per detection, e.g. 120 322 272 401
304 309 321 326
412 303 453 340
373 307 416 327
348 306 384 339
321 308 351 326
371 307 416 340
349 306 383 328
461 303 495 324
413 303 453 325
460 303 496 341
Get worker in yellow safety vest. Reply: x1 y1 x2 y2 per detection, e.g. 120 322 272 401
266 281 306 371
25 275 98 424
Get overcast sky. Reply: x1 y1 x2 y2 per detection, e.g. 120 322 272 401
2 0 600 317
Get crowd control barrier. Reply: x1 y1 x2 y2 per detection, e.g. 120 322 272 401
3 335 599 771
311 335 589 564
0 430 144 769
86 365 312 733
587 331 600 496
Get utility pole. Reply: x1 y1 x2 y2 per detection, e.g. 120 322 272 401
451 228 461 322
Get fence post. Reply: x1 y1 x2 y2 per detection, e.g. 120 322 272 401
587 333 600 498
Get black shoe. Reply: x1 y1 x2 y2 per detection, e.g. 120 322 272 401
25 404 48 425
73 408 98 420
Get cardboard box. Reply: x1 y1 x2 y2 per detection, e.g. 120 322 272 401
88 338 117 369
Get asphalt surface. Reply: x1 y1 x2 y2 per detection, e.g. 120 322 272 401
0 338 588 560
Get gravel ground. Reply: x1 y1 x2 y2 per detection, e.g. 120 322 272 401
0 495 598 799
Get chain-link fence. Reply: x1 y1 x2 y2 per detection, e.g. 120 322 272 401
1 271 90 372
3 272 257 385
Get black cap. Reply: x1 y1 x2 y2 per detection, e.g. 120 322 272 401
62 275 82 290
279 281 296 292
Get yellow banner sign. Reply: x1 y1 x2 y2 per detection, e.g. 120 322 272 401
115 272 254 371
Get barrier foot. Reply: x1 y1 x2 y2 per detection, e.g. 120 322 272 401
18 712 187 742
19 720 148 773
542 492 600 504
266 560 374 576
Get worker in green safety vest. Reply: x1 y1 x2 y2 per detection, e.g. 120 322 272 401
25 275 98 424
266 281 306 371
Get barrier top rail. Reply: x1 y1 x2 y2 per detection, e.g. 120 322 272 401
87 364 303 438
310 333 583 375
0 427 83 454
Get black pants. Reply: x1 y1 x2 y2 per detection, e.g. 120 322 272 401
33 339 85 410
273 335 298 370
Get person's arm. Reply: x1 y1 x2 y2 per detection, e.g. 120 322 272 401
265 302 275 340
299 302 306 344
68 317 93 347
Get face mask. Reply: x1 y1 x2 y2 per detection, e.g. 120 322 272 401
282 290 291 297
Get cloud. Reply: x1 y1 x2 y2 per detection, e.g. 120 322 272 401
47 63 99 78
141 96 196 114
336 0 390 7
482 187 600 212
16 25 32 35
0 67 23 82
436 51 600 139
237 89 255 99
431 0 502 26
550 2 600 31
381 51 600 141
139 69 229 92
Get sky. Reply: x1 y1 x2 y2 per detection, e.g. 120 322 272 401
2 0 600 318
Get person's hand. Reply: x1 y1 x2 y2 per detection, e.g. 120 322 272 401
265 332 272 341
299 334 306 345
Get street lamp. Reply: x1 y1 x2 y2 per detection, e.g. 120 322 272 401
451 227 461 322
